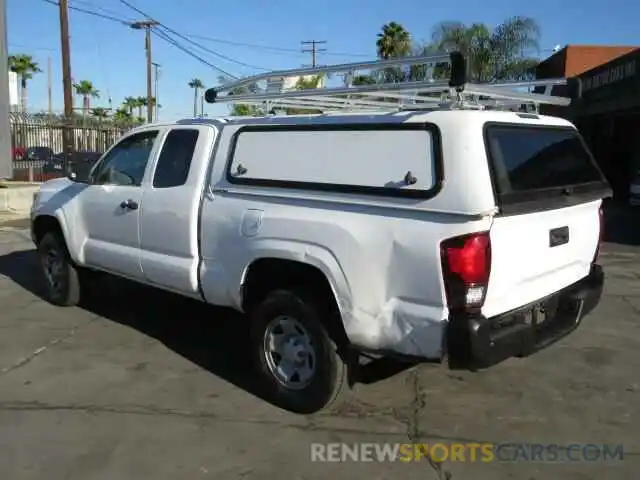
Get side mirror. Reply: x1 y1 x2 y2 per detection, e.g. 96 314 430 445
67 171 89 184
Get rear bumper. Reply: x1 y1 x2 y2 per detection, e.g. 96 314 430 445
446 264 604 369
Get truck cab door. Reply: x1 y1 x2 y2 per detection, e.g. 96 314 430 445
139 125 215 296
79 129 160 280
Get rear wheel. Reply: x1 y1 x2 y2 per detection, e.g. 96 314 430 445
37 231 82 306
249 289 348 414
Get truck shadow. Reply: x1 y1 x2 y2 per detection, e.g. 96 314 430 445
0 248 416 408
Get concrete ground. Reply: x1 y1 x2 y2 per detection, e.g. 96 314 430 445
0 216 638 479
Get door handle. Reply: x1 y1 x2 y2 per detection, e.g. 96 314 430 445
120 199 138 210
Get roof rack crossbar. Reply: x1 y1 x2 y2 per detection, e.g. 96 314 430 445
255 97 403 110
205 51 572 112
210 52 451 94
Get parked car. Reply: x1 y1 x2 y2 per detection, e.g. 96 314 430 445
29 53 611 414
43 152 103 179
26 146 54 162
12 146 26 161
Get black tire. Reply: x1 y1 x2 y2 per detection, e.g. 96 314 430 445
37 231 81 306
249 289 348 414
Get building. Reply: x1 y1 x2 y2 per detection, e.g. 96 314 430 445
8 70 18 110
536 45 636 79
266 74 326 93
536 45 640 204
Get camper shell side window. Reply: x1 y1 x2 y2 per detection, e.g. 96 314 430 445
225 122 444 200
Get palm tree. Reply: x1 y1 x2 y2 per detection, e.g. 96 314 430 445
376 22 412 59
135 96 147 118
430 16 541 82
90 107 109 118
375 22 412 83
123 96 137 115
8 54 41 112
73 80 100 115
113 108 131 122
188 78 205 117
147 96 157 120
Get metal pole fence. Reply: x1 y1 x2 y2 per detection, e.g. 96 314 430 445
8 113 137 182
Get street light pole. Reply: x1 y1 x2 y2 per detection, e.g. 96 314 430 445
152 62 160 121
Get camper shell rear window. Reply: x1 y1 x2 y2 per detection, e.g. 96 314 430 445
483 123 610 212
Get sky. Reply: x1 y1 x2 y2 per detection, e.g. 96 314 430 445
7 0 640 120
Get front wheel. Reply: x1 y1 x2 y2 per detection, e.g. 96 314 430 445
249 289 348 414
37 232 82 306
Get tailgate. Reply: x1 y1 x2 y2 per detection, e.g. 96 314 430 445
481 122 610 318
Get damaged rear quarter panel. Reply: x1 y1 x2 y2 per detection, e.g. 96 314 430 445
200 191 492 358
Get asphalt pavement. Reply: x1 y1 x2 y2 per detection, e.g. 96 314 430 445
0 219 638 479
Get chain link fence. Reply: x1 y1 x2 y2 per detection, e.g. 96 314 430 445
9 113 140 182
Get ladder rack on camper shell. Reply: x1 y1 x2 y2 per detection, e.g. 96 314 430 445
204 51 575 114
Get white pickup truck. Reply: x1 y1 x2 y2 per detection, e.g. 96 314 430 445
30 54 611 413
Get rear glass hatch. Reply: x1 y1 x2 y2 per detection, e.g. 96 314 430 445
484 123 611 214
480 122 611 317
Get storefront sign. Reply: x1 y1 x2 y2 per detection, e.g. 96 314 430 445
582 60 636 93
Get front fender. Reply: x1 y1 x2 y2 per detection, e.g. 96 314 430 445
31 180 87 265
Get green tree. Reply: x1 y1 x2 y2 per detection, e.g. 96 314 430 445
90 107 109 118
113 107 131 121
376 22 412 59
8 54 41 112
430 16 541 81
73 80 100 115
284 75 325 115
188 78 205 117
376 22 412 83
123 96 137 115
135 96 147 118
218 75 262 117
351 75 376 85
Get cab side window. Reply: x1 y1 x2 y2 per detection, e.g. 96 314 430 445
92 130 159 186
153 129 200 188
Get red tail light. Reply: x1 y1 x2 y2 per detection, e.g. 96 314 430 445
440 231 491 311
593 206 603 263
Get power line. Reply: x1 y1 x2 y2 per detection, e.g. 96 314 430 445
118 0 265 73
69 0 136 21
81 0 113 107
41 0 373 65
187 33 371 59
157 24 269 72
40 0 246 76
41 0 130 25
301 40 327 68
151 27 236 78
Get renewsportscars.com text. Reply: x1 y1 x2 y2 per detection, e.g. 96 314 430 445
310 443 625 463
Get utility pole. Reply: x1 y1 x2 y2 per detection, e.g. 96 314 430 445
152 62 160 121
301 40 327 68
130 20 159 123
59 0 74 172
47 56 52 115
0 0 12 179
